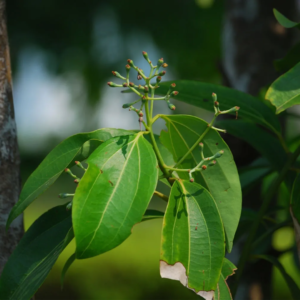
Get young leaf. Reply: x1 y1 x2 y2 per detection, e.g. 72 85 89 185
214 258 237 300
160 180 225 298
265 62 300 114
7 128 134 228
273 9 300 29
61 253 76 288
0 206 73 300
255 255 300 300
159 115 241 252
216 119 287 170
291 174 300 261
156 80 281 134
73 133 158 259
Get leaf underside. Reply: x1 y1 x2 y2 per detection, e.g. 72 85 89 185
7 128 134 228
0 206 73 300
265 62 300 114
73 134 158 259
159 115 242 252
160 180 225 296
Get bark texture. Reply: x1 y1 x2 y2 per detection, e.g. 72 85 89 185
222 0 296 299
0 0 22 274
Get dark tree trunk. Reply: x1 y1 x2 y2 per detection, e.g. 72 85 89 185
0 0 22 274
222 0 296 299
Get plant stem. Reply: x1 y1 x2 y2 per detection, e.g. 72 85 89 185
154 191 169 202
231 144 300 298
173 115 217 168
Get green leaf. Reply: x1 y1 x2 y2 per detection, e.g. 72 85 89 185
141 209 164 222
255 255 300 300
291 174 300 260
266 63 300 114
73 133 158 259
61 253 76 288
273 9 300 29
160 180 225 297
156 80 281 134
159 115 241 252
7 128 134 228
274 42 300 72
0 206 73 300
214 258 236 300
216 119 287 170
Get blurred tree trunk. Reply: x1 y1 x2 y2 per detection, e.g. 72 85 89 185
222 0 296 299
0 0 22 274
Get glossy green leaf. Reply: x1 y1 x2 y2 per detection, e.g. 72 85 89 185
216 119 287 170
7 128 134 228
160 180 225 297
141 209 164 222
291 174 300 260
273 9 300 29
156 80 281 134
255 255 300 300
274 42 300 72
0 206 73 300
266 63 300 114
73 133 158 259
214 258 236 300
159 115 241 252
61 253 76 288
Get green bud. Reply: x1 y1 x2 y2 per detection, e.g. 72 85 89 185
156 76 162 83
127 59 135 67
75 161 87 171
107 82 119 87
125 64 131 70
212 92 217 102
158 70 166 76
209 160 217 166
171 91 179 96
215 150 224 158
123 82 128 87
157 58 164 67
66 202 72 211
142 51 149 62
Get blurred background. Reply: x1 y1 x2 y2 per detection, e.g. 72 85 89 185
6 0 300 299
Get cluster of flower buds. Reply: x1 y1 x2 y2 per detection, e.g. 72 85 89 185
189 143 224 182
107 51 180 129
209 92 240 133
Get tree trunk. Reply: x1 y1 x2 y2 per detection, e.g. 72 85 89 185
222 0 296 299
0 0 22 274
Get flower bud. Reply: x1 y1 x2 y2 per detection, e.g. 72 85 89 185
107 82 118 87
156 76 162 83
144 86 149 92
209 160 217 166
199 142 203 147
162 63 168 68
127 59 135 67
142 51 149 61
74 179 80 183
168 103 176 111
157 58 164 67
125 64 131 70
171 91 179 96
158 70 166 76
129 82 135 87
139 111 144 117
137 74 143 80
212 92 217 102
171 83 176 88
215 150 224 158
123 82 128 87
66 202 72 211
202 165 207 170
190 178 194 183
